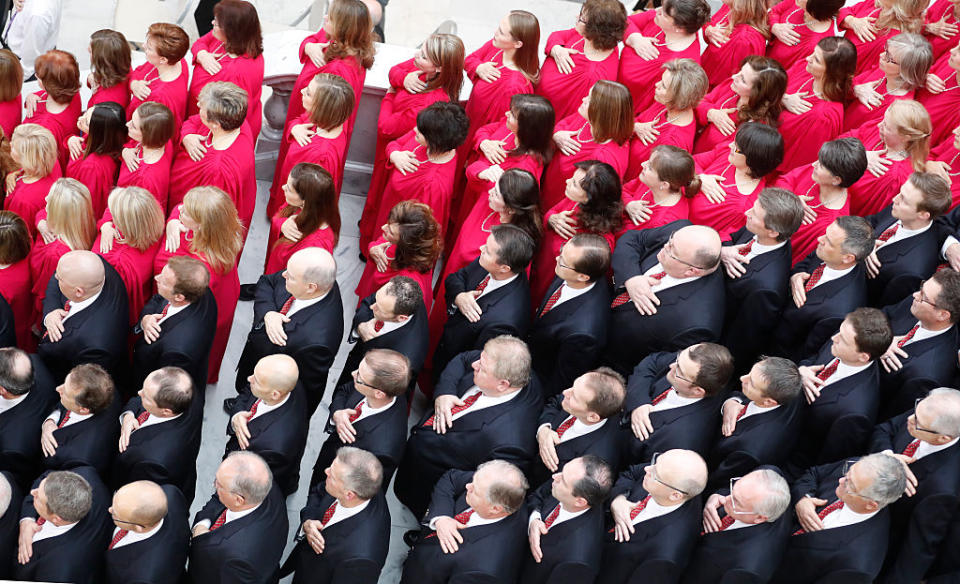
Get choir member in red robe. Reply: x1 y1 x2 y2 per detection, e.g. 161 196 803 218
118 102 175 210
620 145 697 237
619 0 708 115
838 0 925 76
690 122 783 241
767 0 839 67
626 58 707 179
917 42 960 146
95 187 165 326
777 38 854 174
357 101 469 252
170 82 257 227
535 0 626 121
777 137 867 265
0 50 22 142
846 99 931 215
266 163 339 274
65 102 126 218
187 0 265 139
356 200 442 310
23 50 82 171
843 32 931 132
700 0 768 88
86 29 131 111
267 73 353 217
154 186 243 383
0 211 35 350
693 55 786 154
923 125 960 207
542 80 632 210
128 23 191 139
4 124 61 240
924 0 960 59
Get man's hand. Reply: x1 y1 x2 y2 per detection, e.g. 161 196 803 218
356 318 380 342
118 412 140 453
887 452 918 496
945 242 960 271
528 517 548 562
302 519 326 553
454 291 483 323
624 274 661 315
140 313 163 344
331 409 358 443
864 249 882 279
790 272 810 308
433 516 466 554
798 365 826 404
40 419 58 457
701 493 725 533
18 519 40 564
432 394 463 434
795 496 828 533
42 309 67 342
610 495 637 542
880 338 909 372
720 245 751 279
536 425 561 472
192 523 210 538
630 405 655 440
721 398 743 437
231 411 254 450
263 311 290 346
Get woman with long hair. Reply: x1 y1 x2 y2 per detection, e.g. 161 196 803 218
187 0 265 137
0 211 34 349
4 124 61 239
128 23 191 138
542 80 633 210
155 186 243 383
919 42 960 146
767 0 843 67
923 0 960 59
86 29 131 110
0 50 22 140
65 101 127 217
95 186 165 324
700 0 769 87
23 50 82 170
118 102 176 209
266 162 340 273
839 0 926 75
536 0 627 120
621 145 699 233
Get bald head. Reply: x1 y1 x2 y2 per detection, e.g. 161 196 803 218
251 354 299 399
0 347 33 396
680 225 721 269
219 451 273 508
113 481 168 530
56 251 105 301
286 247 336 298
659 225 721 279
657 449 708 500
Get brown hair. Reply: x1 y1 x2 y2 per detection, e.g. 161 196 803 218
0 211 30 264
307 73 354 131
278 163 341 247
146 22 190 63
182 186 243 274
663 0 712 34
574 160 624 233
817 37 856 103
728 0 770 38
421 34 465 103
651 145 702 198
167 255 210 303
738 56 786 126
135 102 176 148
580 0 627 51
34 50 80 104
324 0 376 69
583 367 626 419
508 11 540 84
68 363 115 413
845 307 893 360
509 94 554 165
46 179 96 251
89 29 131 89
497 169 543 244
662 58 709 111
0 50 22 102
213 0 263 58
908 172 952 217
587 80 633 145
388 200 442 273
364 348 412 397
107 187 165 251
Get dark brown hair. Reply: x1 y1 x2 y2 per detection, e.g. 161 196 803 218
580 0 627 51
0 49 22 102
214 0 263 58
573 160 623 233
817 36 856 103
324 0 376 69
388 200 442 273
135 102 176 148
738 55 786 127
588 80 633 145
508 11 540 84
497 168 542 245
510 94 554 165
90 29 131 89
0 211 30 264
279 162 341 247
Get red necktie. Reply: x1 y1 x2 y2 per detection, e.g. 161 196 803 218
136 411 150 425
373 320 384 332
159 303 170 319
210 510 227 531
57 411 70 428
651 388 673 405
738 239 755 256
543 505 561 530
348 400 364 423
701 514 736 535
735 404 748 421
321 501 338 527
541 285 564 315
424 392 482 427
817 359 839 382
248 399 261 417
279 296 294 315
610 495 652 532
897 324 920 348
555 416 576 439
611 271 667 308
902 439 921 457
454 508 475 525
36 517 46 526
108 529 128 549
475 275 491 294
793 500 843 535
805 264 826 292
876 223 899 243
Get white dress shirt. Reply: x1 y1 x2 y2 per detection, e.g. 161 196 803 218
5 0 62 79
650 389 702 412
476 273 519 299
45 409 92 428
29 517 76 542
247 393 290 423
820 504 878 530
874 220 931 250
546 281 596 311
449 386 520 422
322 499 370 529
741 237 787 261
807 265 854 291
61 289 102 323
528 505 589 530
110 519 164 549
0 392 28 415
157 302 190 325
352 396 396 423
285 291 329 318
818 360 872 388
630 497 682 525
644 262 701 292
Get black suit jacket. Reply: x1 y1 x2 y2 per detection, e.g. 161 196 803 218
400 469 528 584
0 354 57 487
0 470 22 579
14 466 113 584
132 290 217 391
394 350 543 519
224 387 309 497
105 484 190 584
284 487 391 584
188 486 289 584
774 251 868 361
606 222 725 376
866 208 941 308
0 294 15 348
772 460 891 584
720 228 792 372
433 259 531 378
530 394 622 486
528 276 610 397
597 463 702 583
37 256 129 382
44 393 122 476
520 479 605 584
239 271 344 413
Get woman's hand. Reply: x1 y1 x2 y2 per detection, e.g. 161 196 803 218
475 62 501 82
853 82 883 110
625 33 659 61
926 159 952 182
771 22 801 46
303 41 329 68
67 136 84 161
403 70 427 94
926 14 959 39
843 15 877 42
24 92 40 118
121 147 141 172
553 130 581 156
477 164 504 184
99 221 118 254
550 45 579 74
280 216 303 242
36 220 55 244
625 200 653 225
389 150 421 175
290 123 316 147
706 108 737 136
165 219 187 253
704 24 731 47
634 121 660 145
866 150 892 177
182 134 207 162
369 242 390 272
130 79 151 100
479 139 507 165
196 50 222 75
700 174 727 204
782 91 813 115
926 73 946 94
548 209 578 239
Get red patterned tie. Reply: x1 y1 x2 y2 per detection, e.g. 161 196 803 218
735 403 748 421
611 271 667 308
373 320 384 332
543 505 561 530
159 303 170 319
651 388 673 405
540 285 564 315
136 411 150 425
210 510 227 531
610 495 652 532
36 517 46 526
817 359 839 382
279 296 295 315
321 501 338 527
876 223 899 244
701 514 736 535
454 508 475 525
804 264 826 292
348 400 364 423
738 239 755 256
248 399 261 417
897 324 920 348
424 392 482 427
902 439 921 457
108 529 129 549
57 411 70 429
555 416 576 439
793 500 843 535
475 275 491 294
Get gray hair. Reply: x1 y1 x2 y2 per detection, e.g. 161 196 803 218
835 216 876 262
483 335 532 388
43 471 92 523
749 469 790 522
301 252 337 291
858 453 908 508
335 446 383 501
757 357 802 405
887 33 933 90
477 460 528 514
923 388 960 436
225 451 273 505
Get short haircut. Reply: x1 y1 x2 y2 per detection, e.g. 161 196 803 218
835 215 876 262
931 269 960 324
567 233 611 283
757 188 804 241
146 22 190 63
483 335 532 388
907 172 952 218
198 81 248 131
299 250 337 291
858 453 907 508
887 33 932 90
148 367 194 415
0 210 31 265
307 73 355 130
416 101 469 154
845 308 893 361
571 455 613 507
12 123 57 177
818 138 868 187
756 357 801 405
580 0 627 50
736 122 783 179
750 468 790 522
43 471 92 523
385 275 422 316
583 367 626 419
662 0 712 34
0 49 23 102
224 451 272 504
364 349 411 398
68 364 115 414
688 343 734 397
135 102 176 149
660 57 709 111
336 447 383 500
490 224 536 273
89 29 131 89
923 388 960 436
0 347 33 395
477 460 528 514
34 50 80 103
167 255 210 303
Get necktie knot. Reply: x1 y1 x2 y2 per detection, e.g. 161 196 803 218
805 263 826 293
902 438 921 458
210 510 227 531
475 275 491 294
321 501 338 527
373 320 384 332
453 508 474 525
279 296 295 316
248 399 261 417
738 239 755 256
555 416 576 439
817 359 840 382
876 223 899 243
136 411 150 426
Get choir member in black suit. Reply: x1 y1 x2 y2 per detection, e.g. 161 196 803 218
433 225 534 380
624 343 734 464
394 336 543 519
41 363 120 476
774 216 874 361
772 454 907 583
719 188 804 373
0 471 22 579
400 461 530 584
522 455 613 584
105 481 190 584
284 447 391 584
132 256 218 391
605 221 725 376
311 349 410 489
234 247 343 414
189 452 288 584
532 368 625 487
683 467 793 584
864 172 951 308
528 234 611 397
598 449 708 583
38 250 129 383
0 348 57 487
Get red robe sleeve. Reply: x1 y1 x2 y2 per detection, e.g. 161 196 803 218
65 151 120 219
0 95 22 140
0 259 35 350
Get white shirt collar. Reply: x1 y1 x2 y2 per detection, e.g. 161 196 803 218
225 502 262 525
449 386 522 423
31 518 78 542
477 273 519 299
556 416 607 443
914 436 960 460
353 396 397 423
631 496 683 525
819 359 873 388
529 504 590 530
248 393 290 422
737 401 781 421
651 388 703 412
286 290 330 318
124 410 182 429
464 509 506 528
110 518 164 549
46 408 93 428
61 289 102 322
808 264 855 290
743 236 788 261
376 314 413 335
0 392 28 415
645 262 701 292
875 220 932 249
820 503 878 530
158 302 190 324
549 281 597 310
322 498 371 529
902 322 954 346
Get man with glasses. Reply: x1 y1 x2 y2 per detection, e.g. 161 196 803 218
870 388 960 583
528 234 612 396
623 343 734 464
598 449 708 583
876 269 960 418
773 453 907 583
105 480 189 584
683 468 792 583
605 221 725 376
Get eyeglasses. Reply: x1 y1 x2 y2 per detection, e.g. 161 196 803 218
911 398 948 435
728 477 755 515
665 234 711 271
109 511 145 529
352 369 378 390
915 280 940 309
555 244 580 273
882 48 899 66
841 459 876 502
577 13 588 24
673 350 696 385
648 452 690 495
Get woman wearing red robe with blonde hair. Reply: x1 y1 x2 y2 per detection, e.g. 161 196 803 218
4 124 61 240
700 0 769 88
838 0 925 76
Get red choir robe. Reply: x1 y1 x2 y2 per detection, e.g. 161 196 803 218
842 68 915 132
689 145 766 241
778 65 844 173
617 177 691 238
24 91 82 171
116 142 173 210
264 208 336 274
838 0 900 76
626 103 698 179
187 32 265 139
700 5 767 88
929 135 960 208
87 81 130 111
355 237 435 310
766 0 837 66
127 60 190 138
94 226 162 326
917 55 960 147
65 140 120 218
777 163 851 265
0 95 21 140
845 123 915 215
3 167 62 240
535 28 620 121
266 116 348 218
924 0 960 59
0 258 35 350
463 40 534 150
28 228 70 316
693 81 741 154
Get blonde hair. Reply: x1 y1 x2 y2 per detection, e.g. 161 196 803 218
182 186 243 274
11 124 57 177
662 58 709 111
728 0 770 38
107 187 164 251
876 0 925 33
887 100 932 172
421 33 465 102
46 178 96 251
